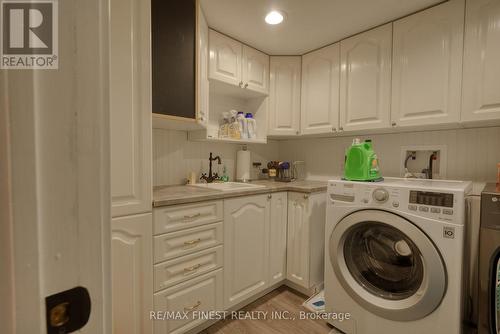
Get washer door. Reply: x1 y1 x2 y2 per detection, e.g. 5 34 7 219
329 209 446 321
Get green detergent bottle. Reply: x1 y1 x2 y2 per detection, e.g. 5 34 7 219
343 139 383 182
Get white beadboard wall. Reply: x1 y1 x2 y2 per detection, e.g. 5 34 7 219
153 129 280 186
277 127 500 182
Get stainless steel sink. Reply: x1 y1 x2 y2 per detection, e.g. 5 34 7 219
190 182 265 191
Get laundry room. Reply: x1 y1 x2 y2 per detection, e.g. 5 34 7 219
2 0 500 334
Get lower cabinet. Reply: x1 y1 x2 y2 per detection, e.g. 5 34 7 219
287 192 326 291
112 213 153 334
153 269 223 334
223 194 271 308
269 192 288 284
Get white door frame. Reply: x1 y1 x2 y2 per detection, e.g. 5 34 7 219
0 0 111 333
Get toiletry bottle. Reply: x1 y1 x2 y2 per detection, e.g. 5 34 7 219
236 111 247 139
245 113 256 139
228 110 241 139
219 111 229 138
221 165 229 182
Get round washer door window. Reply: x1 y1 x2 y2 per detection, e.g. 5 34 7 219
329 210 446 321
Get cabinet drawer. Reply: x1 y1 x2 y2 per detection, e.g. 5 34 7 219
154 246 223 292
154 223 223 263
154 201 223 235
153 269 223 334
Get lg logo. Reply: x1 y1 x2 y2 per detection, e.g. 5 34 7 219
1 0 58 69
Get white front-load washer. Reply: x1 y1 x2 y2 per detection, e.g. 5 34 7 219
324 178 472 334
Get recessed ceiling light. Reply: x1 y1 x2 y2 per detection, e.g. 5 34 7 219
265 10 284 25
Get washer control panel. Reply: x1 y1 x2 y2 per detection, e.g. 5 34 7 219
328 180 463 222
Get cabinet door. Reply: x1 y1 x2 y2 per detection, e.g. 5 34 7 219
301 43 340 135
112 213 153 334
391 0 464 127
269 192 288 285
340 24 392 132
268 56 301 136
110 0 152 217
209 30 242 86
196 6 209 126
286 193 310 288
461 0 500 123
242 45 270 94
223 195 270 308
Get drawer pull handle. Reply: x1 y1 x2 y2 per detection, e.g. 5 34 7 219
184 301 201 312
183 213 201 220
184 238 201 246
183 263 201 274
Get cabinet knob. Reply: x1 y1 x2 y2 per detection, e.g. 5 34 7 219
239 81 243 88
296 131 299 135
303 194 309 199
267 194 272 199
244 83 248 88
339 127 344 131
332 127 336 132
392 121 397 126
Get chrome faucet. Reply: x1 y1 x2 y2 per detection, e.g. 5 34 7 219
200 152 222 183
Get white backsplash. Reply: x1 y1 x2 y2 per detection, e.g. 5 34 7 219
153 129 280 186
278 127 500 183
154 127 500 186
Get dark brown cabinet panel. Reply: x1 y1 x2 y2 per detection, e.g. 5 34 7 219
152 0 196 119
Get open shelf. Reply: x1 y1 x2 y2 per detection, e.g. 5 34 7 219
188 133 267 144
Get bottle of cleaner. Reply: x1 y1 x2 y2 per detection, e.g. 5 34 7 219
236 111 247 139
245 113 257 139
228 110 241 139
218 111 229 138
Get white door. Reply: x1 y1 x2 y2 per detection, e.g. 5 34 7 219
1 0 110 332
242 45 270 94
209 30 242 87
112 214 153 334
301 43 340 135
340 24 392 132
268 56 301 136
391 0 464 127
461 0 500 123
269 192 288 284
287 193 310 288
224 195 270 308
196 6 209 126
110 0 152 217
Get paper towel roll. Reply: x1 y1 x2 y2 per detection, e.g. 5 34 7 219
236 149 251 181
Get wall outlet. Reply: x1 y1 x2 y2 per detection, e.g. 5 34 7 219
400 145 447 179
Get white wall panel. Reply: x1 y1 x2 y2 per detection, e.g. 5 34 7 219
153 129 279 186
277 127 500 182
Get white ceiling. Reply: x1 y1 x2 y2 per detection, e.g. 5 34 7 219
200 0 444 55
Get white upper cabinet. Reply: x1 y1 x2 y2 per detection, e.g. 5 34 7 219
340 24 392 132
461 0 500 123
209 30 269 95
242 45 270 94
301 43 340 135
209 30 242 87
391 0 464 128
110 0 151 217
268 56 301 136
